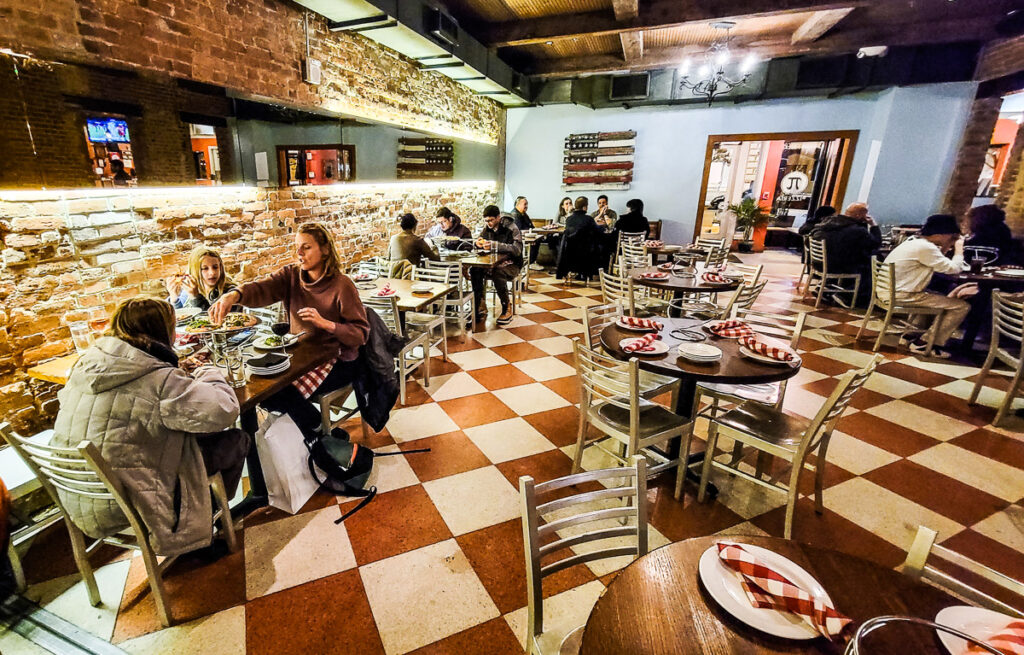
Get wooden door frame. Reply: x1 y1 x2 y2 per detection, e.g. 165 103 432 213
692 130 860 241
276 144 356 187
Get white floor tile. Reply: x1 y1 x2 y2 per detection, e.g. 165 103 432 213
512 356 576 382
970 505 1024 552
909 443 1024 503
826 431 901 475
545 320 585 336
25 558 131 642
493 383 572 415
531 336 576 355
422 467 522 536
865 400 975 441
120 605 245 655
422 372 488 402
387 403 460 442
504 581 605 652
471 329 524 348
463 417 556 464
448 348 510 371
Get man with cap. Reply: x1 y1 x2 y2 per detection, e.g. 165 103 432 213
882 213 975 358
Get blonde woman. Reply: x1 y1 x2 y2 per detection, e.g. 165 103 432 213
164 246 236 311
209 222 369 439
51 297 248 555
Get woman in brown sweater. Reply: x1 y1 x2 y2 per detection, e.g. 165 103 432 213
210 223 369 437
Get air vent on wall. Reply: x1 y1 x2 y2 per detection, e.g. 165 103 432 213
609 73 650 101
426 7 459 47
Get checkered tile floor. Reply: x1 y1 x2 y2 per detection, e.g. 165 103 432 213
5 250 1023 655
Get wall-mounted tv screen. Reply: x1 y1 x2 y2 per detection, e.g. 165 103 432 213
86 118 130 143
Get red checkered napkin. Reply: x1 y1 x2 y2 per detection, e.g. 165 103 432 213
716 542 852 640
645 240 664 248
621 316 663 330
703 272 729 283
375 284 396 297
658 262 674 271
708 319 754 338
740 335 795 362
622 333 658 353
968 620 1024 654
640 271 669 279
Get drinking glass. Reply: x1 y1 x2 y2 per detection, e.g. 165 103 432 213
969 257 984 275
221 347 247 388
69 321 94 354
271 304 290 356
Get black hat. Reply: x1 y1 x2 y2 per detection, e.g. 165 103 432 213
919 214 960 236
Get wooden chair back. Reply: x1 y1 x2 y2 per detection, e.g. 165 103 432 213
520 455 648 651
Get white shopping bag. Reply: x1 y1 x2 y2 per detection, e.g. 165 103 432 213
254 412 321 514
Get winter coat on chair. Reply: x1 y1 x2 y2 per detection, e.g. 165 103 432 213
351 308 405 432
556 210 605 281
51 336 240 557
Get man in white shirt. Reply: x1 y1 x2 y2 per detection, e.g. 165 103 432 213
883 214 974 358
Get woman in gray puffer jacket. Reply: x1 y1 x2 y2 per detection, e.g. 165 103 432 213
52 298 249 557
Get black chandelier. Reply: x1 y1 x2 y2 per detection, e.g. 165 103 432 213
677 22 756 106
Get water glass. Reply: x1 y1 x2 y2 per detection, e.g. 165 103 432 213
69 321 94 354
221 347 247 388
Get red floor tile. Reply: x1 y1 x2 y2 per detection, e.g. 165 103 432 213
430 357 463 376
901 389 997 427
245 569 385 655
438 393 516 429
398 431 491 482
798 352 859 376
342 485 452 565
507 324 559 341
645 478 746 543
468 364 536 390
491 342 549 363
938 529 1024 599
863 459 1007 526
495 449 583 489
447 336 486 353
534 300 573 311
527 311 568 324
113 535 247 643
21 522 128 585
408 617 524 655
400 378 433 406
542 377 580 404
542 290 577 300
873 361 956 388
835 412 940 457
951 428 1024 470
524 406 583 448
456 519 596 615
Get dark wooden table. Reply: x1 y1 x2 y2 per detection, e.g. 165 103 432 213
934 268 1024 353
581 536 961 655
648 246 704 264
601 317 801 494
631 265 740 295
237 337 339 506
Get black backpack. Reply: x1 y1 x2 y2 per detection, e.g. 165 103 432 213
304 428 429 523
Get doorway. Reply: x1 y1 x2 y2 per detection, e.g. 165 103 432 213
694 130 858 244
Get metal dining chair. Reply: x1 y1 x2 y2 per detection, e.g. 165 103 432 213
695 236 726 251
968 290 1023 426
804 237 860 308
718 279 768 318
362 295 431 404
1 423 238 627
688 355 882 539
902 524 1024 618
730 263 763 287
520 456 648 655
571 341 692 478
425 259 474 342
855 257 946 356
407 266 450 362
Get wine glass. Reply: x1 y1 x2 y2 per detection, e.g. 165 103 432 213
271 304 290 357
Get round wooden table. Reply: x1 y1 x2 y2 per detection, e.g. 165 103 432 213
581 536 962 654
631 266 740 295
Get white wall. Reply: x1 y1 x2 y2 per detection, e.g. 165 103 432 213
504 83 977 242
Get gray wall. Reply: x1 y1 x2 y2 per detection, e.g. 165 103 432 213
234 119 345 185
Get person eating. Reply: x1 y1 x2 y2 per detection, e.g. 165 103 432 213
164 246 237 311
209 222 370 440
389 213 440 267
472 205 523 327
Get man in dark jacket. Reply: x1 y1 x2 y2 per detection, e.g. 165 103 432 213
510 196 540 267
809 202 880 306
557 197 603 281
613 198 650 237
473 205 523 326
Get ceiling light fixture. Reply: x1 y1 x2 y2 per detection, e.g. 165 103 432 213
677 22 752 106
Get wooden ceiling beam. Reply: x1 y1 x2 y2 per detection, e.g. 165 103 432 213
620 32 644 62
528 16 996 77
481 0 870 48
791 7 856 44
612 0 639 21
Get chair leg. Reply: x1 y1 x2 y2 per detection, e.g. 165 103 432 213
570 412 588 474
440 323 449 362
8 541 26 593
969 349 998 404
398 356 407 405
814 458 827 515
993 366 1024 427
815 275 826 308
66 520 101 607
872 309 892 353
923 310 943 356
855 298 875 341
422 345 431 386
138 542 173 627
697 424 720 503
673 427 695 500
208 472 238 553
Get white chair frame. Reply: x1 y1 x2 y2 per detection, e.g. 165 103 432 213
363 296 431 404
520 455 648 655
855 257 946 356
969 290 1023 426
408 266 451 362
426 259 474 342
804 237 861 309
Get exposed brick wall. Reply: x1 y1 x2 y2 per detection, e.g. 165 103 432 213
975 34 1024 81
0 181 499 432
0 0 502 144
941 96 1003 224
1000 122 1024 237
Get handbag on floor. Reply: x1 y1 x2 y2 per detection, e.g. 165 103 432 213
304 428 429 523
254 413 322 514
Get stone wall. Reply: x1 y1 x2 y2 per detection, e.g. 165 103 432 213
999 121 1024 236
0 0 503 145
0 181 499 432
940 96 1003 224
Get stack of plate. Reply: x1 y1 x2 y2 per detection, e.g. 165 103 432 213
677 342 722 363
411 282 433 294
247 353 290 376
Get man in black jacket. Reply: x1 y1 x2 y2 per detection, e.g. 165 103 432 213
809 202 880 306
613 198 650 237
473 205 523 326
510 196 540 267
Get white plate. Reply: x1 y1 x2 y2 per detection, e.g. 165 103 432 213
739 345 801 367
698 542 829 640
411 283 433 293
253 334 298 350
677 342 722 362
619 338 669 355
935 606 1020 655
616 317 659 332
351 273 377 282
996 268 1024 277
175 307 201 322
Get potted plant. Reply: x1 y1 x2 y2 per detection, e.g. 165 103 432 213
729 198 771 253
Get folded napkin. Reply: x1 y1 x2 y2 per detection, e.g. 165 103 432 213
645 240 664 248
740 335 795 362
968 620 1024 654
622 333 659 353
640 272 668 279
716 542 852 640
703 272 729 283
376 284 396 297
658 262 674 271
708 319 754 338
621 316 663 330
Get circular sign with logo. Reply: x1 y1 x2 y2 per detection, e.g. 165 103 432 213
780 171 810 195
